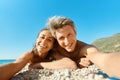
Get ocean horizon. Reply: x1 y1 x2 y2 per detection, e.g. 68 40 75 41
0 59 15 65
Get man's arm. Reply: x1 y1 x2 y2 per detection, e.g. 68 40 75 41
29 57 77 69
86 47 120 78
29 51 77 69
78 45 93 68
0 51 33 80
79 57 91 68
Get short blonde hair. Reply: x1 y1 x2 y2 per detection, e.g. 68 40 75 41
46 16 76 38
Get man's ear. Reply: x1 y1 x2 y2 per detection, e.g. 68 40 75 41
73 29 77 35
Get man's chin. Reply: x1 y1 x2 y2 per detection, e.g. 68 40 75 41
65 48 74 52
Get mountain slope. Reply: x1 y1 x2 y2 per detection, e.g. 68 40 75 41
92 33 120 53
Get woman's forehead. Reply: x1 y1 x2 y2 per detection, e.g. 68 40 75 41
38 30 54 39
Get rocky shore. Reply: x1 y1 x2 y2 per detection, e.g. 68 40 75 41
11 65 110 80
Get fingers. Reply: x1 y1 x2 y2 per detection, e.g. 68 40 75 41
28 63 42 69
79 58 91 67
28 63 36 69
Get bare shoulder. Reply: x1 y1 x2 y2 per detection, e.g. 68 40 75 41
86 45 99 54
16 50 34 62
80 45 98 55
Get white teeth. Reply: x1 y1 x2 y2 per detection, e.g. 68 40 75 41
39 45 47 48
66 43 72 47
41 45 47 48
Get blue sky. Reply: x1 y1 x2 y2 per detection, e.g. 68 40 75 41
0 0 120 59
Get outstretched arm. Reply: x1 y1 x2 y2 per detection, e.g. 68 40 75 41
29 50 77 69
29 57 77 69
86 47 120 78
0 51 33 80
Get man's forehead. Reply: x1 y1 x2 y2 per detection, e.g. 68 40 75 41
55 28 67 33
55 30 68 38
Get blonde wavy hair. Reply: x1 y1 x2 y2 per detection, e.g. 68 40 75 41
46 16 76 38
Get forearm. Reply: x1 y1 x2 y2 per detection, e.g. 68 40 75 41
41 58 77 69
99 53 120 78
87 49 120 78
0 51 32 80
0 60 28 80
30 58 77 69
86 47 107 67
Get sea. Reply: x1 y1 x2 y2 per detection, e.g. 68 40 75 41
0 59 15 65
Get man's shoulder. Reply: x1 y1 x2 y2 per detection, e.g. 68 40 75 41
77 40 93 45
77 40 88 46
77 40 94 49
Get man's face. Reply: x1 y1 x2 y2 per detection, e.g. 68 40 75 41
55 25 77 52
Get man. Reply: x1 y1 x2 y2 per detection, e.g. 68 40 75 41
46 16 92 68
46 16 120 78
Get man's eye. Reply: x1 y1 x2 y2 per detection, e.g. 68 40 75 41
68 33 72 37
59 37 64 40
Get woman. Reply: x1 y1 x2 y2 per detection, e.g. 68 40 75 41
0 28 55 80
28 28 55 69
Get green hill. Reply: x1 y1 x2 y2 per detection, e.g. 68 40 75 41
92 33 120 53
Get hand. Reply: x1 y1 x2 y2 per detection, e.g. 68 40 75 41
79 57 91 68
29 63 43 69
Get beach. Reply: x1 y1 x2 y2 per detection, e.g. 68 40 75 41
11 65 112 80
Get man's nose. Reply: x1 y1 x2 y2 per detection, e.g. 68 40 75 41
64 38 70 45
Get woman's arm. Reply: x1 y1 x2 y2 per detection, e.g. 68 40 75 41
0 51 33 80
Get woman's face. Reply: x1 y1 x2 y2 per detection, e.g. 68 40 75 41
35 30 54 57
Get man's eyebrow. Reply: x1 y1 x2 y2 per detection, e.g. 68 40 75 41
41 34 45 36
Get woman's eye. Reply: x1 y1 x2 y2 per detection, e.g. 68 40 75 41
37 42 40 45
40 36 44 39
47 39 52 42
